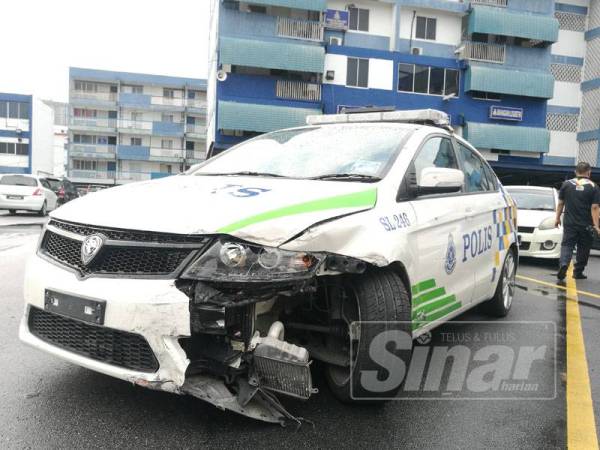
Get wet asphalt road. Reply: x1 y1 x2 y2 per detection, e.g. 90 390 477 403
1 225 599 449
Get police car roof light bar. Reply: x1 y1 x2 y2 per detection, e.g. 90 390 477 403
306 109 452 131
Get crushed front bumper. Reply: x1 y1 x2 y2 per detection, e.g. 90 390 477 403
19 253 191 392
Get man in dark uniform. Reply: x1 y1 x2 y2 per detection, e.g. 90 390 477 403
555 162 600 280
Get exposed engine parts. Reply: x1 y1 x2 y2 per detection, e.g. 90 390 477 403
177 272 358 425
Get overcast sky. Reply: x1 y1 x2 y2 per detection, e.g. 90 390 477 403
1 0 210 102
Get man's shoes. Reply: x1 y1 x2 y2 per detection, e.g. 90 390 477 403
557 265 568 281
573 272 587 280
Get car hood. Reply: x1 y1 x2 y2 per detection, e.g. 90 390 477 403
516 209 555 228
52 175 378 247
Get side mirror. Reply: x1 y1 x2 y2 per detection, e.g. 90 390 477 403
417 167 464 196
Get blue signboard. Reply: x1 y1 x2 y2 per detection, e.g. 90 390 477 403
489 106 523 121
325 9 349 30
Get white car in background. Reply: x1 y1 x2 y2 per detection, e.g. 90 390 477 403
505 186 561 259
0 174 59 216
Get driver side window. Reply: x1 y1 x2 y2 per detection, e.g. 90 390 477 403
456 143 493 193
413 137 458 184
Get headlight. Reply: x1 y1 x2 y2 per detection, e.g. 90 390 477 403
182 240 323 282
538 217 557 231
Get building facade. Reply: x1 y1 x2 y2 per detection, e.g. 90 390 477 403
208 0 599 181
68 68 207 186
0 93 55 176
43 100 69 177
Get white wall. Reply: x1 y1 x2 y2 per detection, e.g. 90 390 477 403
368 59 394 90
31 98 55 176
548 82 583 108
399 7 462 46
323 54 393 90
552 30 587 59
207 0 220 151
548 131 579 158
52 126 68 177
323 53 348 85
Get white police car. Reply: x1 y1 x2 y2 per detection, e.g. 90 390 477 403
20 109 518 423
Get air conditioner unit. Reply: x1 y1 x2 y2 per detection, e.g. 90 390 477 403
221 64 232 73
216 70 228 82
325 70 335 81
329 36 343 46
411 47 423 56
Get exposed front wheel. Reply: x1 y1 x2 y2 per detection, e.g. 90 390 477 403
484 249 516 317
325 269 412 403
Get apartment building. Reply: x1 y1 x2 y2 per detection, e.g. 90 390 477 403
208 0 599 181
68 68 207 186
0 93 55 176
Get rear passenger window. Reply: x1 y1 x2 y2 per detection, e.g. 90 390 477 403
457 143 492 193
413 137 458 184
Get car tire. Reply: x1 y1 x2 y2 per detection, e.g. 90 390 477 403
8 209 16 215
38 202 47 217
484 249 517 317
325 268 412 403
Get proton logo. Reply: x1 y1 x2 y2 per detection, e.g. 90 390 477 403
445 233 457 275
81 234 106 266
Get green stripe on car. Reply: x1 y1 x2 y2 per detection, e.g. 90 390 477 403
413 287 446 307
411 279 436 296
217 188 377 234
412 294 457 319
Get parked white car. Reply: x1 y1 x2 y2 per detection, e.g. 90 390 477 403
505 186 561 259
0 174 58 216
20 110 518 424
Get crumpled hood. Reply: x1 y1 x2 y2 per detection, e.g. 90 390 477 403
52 175 377 246
517 209 554 228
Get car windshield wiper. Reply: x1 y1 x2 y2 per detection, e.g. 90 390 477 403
308 173 382 182
195 171 287 178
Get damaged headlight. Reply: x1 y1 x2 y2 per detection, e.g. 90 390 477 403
181 240 324 282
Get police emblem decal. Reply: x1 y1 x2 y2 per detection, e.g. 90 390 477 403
81 234 106 266
445 233 457 274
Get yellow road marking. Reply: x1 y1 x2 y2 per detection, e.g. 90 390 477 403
566 265 599 449
516 274 600 301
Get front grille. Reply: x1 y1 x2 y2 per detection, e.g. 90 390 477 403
518 226 536 234
28 307 159 372
48 219 208 244
40 220 210 277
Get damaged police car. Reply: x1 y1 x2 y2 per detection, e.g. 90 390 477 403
20 110 518 424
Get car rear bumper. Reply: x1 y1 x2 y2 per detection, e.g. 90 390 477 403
19 253 191 392
518 228 562 259
0 195 44 211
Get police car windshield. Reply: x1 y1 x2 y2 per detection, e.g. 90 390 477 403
193 125 411 180
507 189 555 211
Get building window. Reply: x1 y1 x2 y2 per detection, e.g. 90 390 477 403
130 137 142 146
74 108 97 118
397 64 459 96
349 7 369 32
470 91 502 101
414 65 429 94
131 112 143 122
163 88 175 98
161 113 174 123
415 17 436 40
0 142 14 154
186 141 195 150
131 85 143 94
161 139 173 149
16 143 28 155
74 81 97 92
73 160 97 170
347 57 369 88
